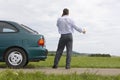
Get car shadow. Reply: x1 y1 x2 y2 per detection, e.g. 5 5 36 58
0 63 47 69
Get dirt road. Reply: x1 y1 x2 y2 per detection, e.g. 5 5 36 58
1 68 120 75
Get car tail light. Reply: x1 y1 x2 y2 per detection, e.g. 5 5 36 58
38 38 44 46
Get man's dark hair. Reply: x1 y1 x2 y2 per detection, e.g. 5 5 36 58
62 8 69 16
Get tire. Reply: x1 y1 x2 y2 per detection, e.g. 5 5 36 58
5 48 27 68
24 60 29 67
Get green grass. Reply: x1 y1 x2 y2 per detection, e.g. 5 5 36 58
27 56 120 68
0 70 120 80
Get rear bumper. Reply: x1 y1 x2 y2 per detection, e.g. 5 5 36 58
25 47 48 61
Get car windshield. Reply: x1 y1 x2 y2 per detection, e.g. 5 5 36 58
21 24 38 34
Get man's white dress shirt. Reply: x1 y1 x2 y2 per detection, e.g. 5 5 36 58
57 15 83 34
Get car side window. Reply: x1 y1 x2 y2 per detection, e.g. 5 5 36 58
0 22 17 33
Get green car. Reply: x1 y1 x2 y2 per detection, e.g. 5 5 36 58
0 20 48 68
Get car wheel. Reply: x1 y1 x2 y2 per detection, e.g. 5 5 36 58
5 48 27 68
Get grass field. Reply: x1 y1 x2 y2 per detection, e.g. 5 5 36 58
0 56 120 80
0 56 120 68
27 56 120 68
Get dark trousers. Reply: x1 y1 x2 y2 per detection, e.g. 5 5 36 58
53 33 73 68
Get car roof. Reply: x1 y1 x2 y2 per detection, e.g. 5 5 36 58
0 20 22 29
0 20 18 24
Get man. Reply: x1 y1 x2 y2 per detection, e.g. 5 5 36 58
53 8 86 69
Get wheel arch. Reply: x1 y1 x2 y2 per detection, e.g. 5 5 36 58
3 46 28 61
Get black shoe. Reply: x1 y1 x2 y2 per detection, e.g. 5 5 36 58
52 65 58 69
66 67 70 69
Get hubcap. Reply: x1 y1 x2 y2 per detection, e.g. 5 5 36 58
8 51 23 66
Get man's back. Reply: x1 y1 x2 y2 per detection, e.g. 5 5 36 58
57 15 74 34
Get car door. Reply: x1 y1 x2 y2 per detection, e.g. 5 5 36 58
0 21 18 60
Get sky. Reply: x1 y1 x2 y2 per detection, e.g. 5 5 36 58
0 0 120 56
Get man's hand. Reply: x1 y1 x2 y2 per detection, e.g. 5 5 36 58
82 28 86 34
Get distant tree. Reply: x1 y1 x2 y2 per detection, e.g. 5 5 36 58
89 54 111 57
